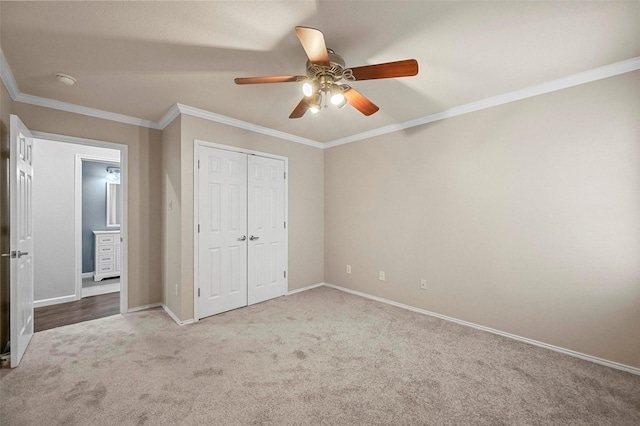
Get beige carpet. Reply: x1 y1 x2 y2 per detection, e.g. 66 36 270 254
1 286 639 425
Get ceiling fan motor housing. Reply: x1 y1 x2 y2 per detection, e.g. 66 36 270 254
306 49 347 88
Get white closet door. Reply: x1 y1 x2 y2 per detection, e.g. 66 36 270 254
198 146 248 318
247 155 286 305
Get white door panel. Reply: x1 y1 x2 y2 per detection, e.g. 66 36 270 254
196 145 287 320
197 147 248 318
9 115 35 368
247 155 286 305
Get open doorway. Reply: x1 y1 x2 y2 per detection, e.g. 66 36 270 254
78 158 121 300
31 133 128 332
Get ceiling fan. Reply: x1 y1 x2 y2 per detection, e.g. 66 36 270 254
234 27 418 118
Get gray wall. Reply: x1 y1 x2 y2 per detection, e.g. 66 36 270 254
82 160 120 273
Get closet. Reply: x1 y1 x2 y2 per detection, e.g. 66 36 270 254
196 144 287 319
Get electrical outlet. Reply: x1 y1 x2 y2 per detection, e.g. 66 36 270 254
379 271 385 281
175 284 179 296
420 279 427 290
346 265 351 274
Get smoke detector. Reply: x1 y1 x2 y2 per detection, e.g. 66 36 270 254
56 73 77 86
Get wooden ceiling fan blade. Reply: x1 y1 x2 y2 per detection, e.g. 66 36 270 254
295 26 330 66
349 59 418 81
344 88 379 116
234 75 306 85
289 98 309 119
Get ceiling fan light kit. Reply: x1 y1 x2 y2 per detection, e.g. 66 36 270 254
307 92 322 114
329 84 346 105
234 27 419 119
302 80 316 97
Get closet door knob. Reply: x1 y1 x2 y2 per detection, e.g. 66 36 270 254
238 235 247 241
249 235 260 241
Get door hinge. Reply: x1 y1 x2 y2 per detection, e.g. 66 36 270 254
284 271 286 278
198 224 200 233
198 160 200 169
284 221 286 229
284 171 286 179
198 288 201 297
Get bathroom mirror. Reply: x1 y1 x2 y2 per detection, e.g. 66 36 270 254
106 182 122 227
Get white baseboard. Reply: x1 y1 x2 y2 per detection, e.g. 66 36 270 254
323 283 640 376
82 282 120 298
127 303 162 313
82 272 94 279
124 302 195 326
162 304 195 326
286 282 325 296
34 294 77 308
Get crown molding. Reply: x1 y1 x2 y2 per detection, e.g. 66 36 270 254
158 103 181 129
324 56 640 148
2 45 638 150
16 92 160 129
0 49 20 99
176 104 324 149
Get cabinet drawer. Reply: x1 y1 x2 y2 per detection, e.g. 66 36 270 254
98 235 116 244
98 264 114 273
98 245 114 254
98 254 114 263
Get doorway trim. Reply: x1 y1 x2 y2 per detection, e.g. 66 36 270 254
74 153 121 301
32 131 129 314
192 139 289 322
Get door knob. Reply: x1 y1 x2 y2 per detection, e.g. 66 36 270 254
1 251 28 258
249 235 260 241
238 235 247 241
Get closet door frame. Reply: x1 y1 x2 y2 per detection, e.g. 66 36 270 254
193 140 288 322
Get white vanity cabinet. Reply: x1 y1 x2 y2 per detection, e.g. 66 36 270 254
93 230 121 281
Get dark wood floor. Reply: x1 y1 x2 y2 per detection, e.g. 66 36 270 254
34 292 121 332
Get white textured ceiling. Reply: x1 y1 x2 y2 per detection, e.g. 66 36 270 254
1 1 639 142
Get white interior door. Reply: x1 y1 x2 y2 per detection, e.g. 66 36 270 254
9 115 35 368
197 146 248 318
247 155 287 305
